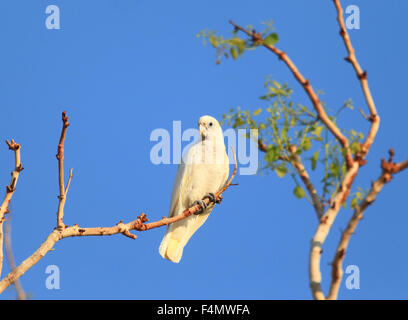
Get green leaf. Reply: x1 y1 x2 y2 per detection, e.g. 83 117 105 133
350 197 358 209
330 162 340 177
302 137 312 151
230 37 246 54
272 80 281 89
209 36 219 48
233 117 245 128
275 165 287 178
350 141 361 154
263 33 279 46
311 150 320 170
230 47 238 60
313 126 323 137
253 108 262 116
281 127 288 142
290 116 296 128
293 186 306 199
265 146 278 163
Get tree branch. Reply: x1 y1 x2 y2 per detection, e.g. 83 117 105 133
56 111 70 230
288 146 324 219
230 12 382 299
258 139 323 219
328 150 408 299
0 112 238 294
0 140 23 278
306 0 383 300
333 0 380 159
65 168 73 196
308 161 359 300
230 20 354 168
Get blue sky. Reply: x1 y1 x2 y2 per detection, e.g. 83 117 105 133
0 0 407 299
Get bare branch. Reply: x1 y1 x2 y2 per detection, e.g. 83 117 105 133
308 161 359 300
333 0 380 158
0 229 61 293
396 159 408 172
258 139 268 152
0 140 23 278
65 168 73 196
56 111 70 230
288 146 324 219
328 151 408 299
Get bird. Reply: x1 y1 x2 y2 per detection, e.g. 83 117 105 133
159 115 230 263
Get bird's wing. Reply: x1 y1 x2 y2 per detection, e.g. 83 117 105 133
159 142 229 263
168 162 187 219
158 146 196 262
177 151 230 251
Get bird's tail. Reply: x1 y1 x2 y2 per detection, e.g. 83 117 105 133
159 209 212 263
159 230 184 263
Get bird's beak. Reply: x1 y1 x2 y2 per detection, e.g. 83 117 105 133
199 123 208 140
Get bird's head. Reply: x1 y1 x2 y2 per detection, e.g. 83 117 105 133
198 115 222 141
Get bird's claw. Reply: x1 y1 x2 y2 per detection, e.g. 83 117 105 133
193 200 207 215
193 193 221 215
203 192 223 204
215 195 223 204
202 192 216 203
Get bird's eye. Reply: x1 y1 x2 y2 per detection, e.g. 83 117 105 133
209 122 213 127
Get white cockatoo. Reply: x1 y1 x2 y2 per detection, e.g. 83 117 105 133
159 115 230 263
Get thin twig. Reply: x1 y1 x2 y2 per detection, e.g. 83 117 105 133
56 111 70 230
65 169 73 195
0 140 23 278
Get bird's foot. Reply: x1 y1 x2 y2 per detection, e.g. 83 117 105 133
203 192 222 204
202 192 216 203
193 200 207 215
193 193 222 215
